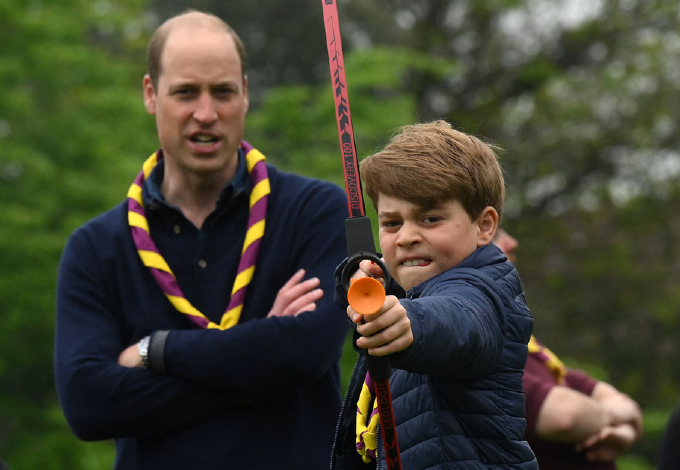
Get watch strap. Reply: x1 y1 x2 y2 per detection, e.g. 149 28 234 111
148 330 169 374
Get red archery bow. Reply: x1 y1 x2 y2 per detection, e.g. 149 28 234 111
321 2 402 468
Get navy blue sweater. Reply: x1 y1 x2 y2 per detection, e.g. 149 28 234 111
332 244 538 469
54 153 350 469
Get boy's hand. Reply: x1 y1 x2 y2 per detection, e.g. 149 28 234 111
268 269 323 318
350 260 386 287
350 295 413 356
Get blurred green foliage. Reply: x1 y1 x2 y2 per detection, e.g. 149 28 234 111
0 0 154 467
3 0 680 468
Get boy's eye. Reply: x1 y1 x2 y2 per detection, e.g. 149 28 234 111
422 216 442 224
381 220 401 228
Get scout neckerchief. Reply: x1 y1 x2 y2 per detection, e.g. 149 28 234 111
356 372 379 462
528 335 567 384
127 141 270 329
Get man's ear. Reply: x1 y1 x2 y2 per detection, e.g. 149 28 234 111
242 74 250 115
143 74 156 115
476 206 499 247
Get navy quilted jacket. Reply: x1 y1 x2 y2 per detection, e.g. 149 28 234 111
331 243 538 469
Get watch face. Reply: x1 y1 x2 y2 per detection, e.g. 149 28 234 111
138 336 150 355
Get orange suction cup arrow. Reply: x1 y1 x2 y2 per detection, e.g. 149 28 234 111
348 277 385 315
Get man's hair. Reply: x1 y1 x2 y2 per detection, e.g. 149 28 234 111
360 120 505 221
147 9 246 91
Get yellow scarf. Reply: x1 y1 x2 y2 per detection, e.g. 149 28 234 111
355 372 379 462
528 335 567 384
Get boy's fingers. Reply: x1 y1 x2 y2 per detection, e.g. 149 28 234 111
366 330 414 356
356 316 412 349
346 306 363 324
368 263 384 279
351 261 373 281
357 300 402 335
358 260 373 275
358 260 385 282
361 296 399 323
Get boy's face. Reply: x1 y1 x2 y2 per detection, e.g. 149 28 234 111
377 194 491 291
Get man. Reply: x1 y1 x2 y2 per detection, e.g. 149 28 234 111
494 229 642 469
658 406 680 469
54 10 349 469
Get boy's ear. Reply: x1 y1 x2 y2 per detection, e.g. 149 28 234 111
476 206 499 247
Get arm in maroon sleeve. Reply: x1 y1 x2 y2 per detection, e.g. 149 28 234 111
523 357 614 443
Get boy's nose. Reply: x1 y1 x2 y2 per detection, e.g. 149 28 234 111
396 223 421 246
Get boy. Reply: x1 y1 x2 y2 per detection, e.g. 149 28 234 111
331 120 538 469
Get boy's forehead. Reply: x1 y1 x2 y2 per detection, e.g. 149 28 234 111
377 194 451 216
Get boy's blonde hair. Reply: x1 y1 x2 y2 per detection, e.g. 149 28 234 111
360 120 505 221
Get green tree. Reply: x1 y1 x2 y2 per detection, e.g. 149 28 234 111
0 0 155 467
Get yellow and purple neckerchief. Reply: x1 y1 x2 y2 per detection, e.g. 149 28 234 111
127 141 270 329
356 372 379 462
528 335 567 384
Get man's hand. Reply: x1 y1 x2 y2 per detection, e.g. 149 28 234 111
593 382 643 438
575 423 637 462
267 269 324 318
118 343 143 368
350 295 412 356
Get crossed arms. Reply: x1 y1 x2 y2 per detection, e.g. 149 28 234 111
528 372 642 462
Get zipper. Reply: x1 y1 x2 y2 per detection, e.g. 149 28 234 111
330 353 362 470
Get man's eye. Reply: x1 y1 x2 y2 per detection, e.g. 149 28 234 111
215 88 236 96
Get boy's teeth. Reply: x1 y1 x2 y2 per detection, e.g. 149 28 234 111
404 259 426 266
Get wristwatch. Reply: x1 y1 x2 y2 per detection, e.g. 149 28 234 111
138 336 151 369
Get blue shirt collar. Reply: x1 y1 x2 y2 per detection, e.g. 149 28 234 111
144 148 249 208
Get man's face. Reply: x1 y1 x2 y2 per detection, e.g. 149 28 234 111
494 229 518 263
377 195 482 291
143 27 248 179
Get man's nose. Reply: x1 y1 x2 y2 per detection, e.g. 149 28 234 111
193 93 218 124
